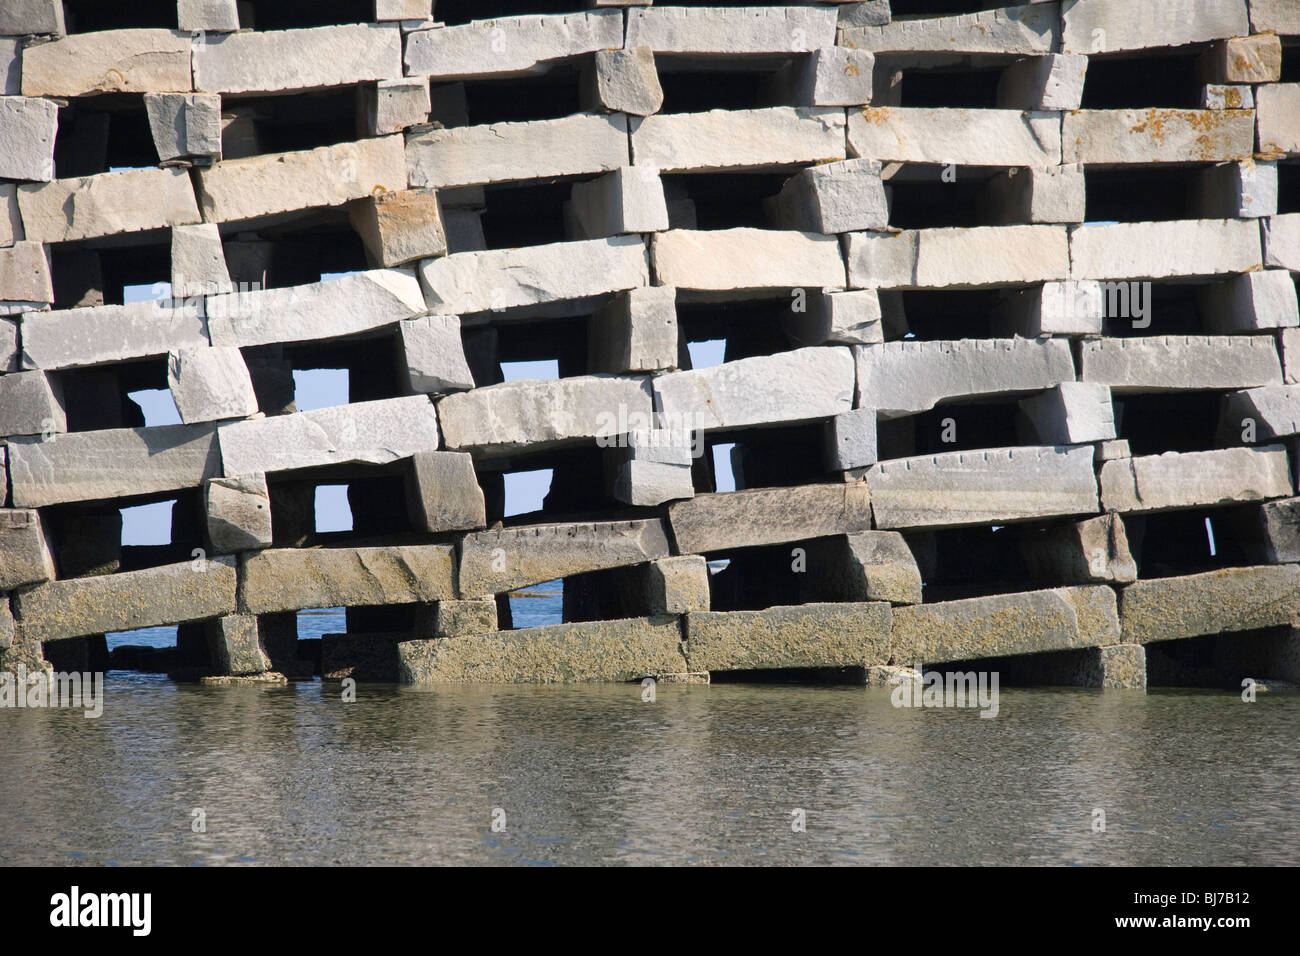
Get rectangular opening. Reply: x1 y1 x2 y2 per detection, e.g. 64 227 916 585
676 295 805 362
313 484 354 533
897 290 1002 340
63 0 176 32
904 402 1023 457
106 625 176 673
56 357 177 432
240 0 375 31
480 181 572 249
229 216 370 287
705 422 829 491
434 0 585 26
1081 52 1205 109
1098 281 1209 338
119 489 203 572
1084 166 1203 222
51 239 171 308
905 525 1034 602
885 169 996 228
508 581 564 629
897 68 1002 108
1113 391 1224 454
889 0 1003 14
703 542 805 612
220 89 362 156
1126 505 1261 579
54 96 157 177
663 172 789 229
461 71 582 125
1279 161 1300 216
657 66 783 115
1146 626 1297 688
477 314 587 381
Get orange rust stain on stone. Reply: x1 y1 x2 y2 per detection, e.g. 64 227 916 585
859 107 891 126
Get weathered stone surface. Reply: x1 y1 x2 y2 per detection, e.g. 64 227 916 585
350 188 446 267
1257 497 1300 564
240 545 456 615
1080 336 1281 391
419 235 648 314
685 602 891 672
843 3 1058 54
194 23 402 93
399 616 685 683
867 446 1100 530
995 280 1102 337
1222 386 1300 440
997 53 1088 111
613 456 696 508
195 136 407 224
0 316 16 371
171 223 232 298
17 167 201 243
796 289 883 346
765 159 888 234
19 298 210 370
1196 160 1276 219
218 396 440 476
777 47 874 107
0 96 56 181
178 0 239 32
364 79 431 137
1 183 21 246
668 483 872 554
144 93 222 164
655 346 854 431
0 1 64 37
1062 0 1249 55
405 11 620 79
1202 83 1254 110
587 46 663 116
626 6 837 53
569 167 669 238
848 108 1061 166
1020 382 1116 445
399 314 474 394
1021 512 1137 586
892 586 1121 665
648 556 711 615
206 269 424 349
434 598 497 638
407 113 629 189
0 241 52 304
1099 446 1293 514
21 29 191 96
1251 0 1300 33
0 508 54 591
653 228 845 291
205 474 272 554
459 519 672 596
1199 271 1298 332
1264 214 1300 272
0 369 64 437
1258 83 1300 158
855 338 1075 418
1200 34 1282 84
439 374 651 454
846 226 1070 289
1119 566 1300 644
979 164 1085 225
1074 218 1262 280
805 531 924 605
589 286 677 374
167 346 258 424
631 107 846 173
14 558 237 643
206 614 269 675
1063 109 1255 165
7 423 220 508
1091 644 1147 689
825 407 878 471
407 451 486 533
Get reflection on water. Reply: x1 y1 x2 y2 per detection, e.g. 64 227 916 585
1 677 1296 866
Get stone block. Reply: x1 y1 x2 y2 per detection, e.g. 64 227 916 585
765 159 888 234
684 602 892 672
178 0 239 32
434 598 497 638
17 167 201 243
350 188 447 268
19 298 210 371
171 223 232 297
843 3 1058 54
144 93 222 164
1020 512 1136 585
0 1 64 37
647 556 711 615
205 474 272 554
458 519 672 596
1072 219 1261 281
802 531 924 605
667 483 873 554
0 95 56 180
399 616 685 683
1264 214 1300 272
22 29 191 96
0 241 52 304
825 407 878 471
405 11 621 79
1061 0 1249 55
194 23 402 94
407 451 486 533
625 6 837 54
0 368 64 437
217 396 440 476
240 545 456 615
0 508 55 591
978 164 1085 225
1257 83 1300 158
585 46 663 116
399 314 474 393
846 225 1070 289
867 445 1100 530
1195 161 1276 219
847 108 1061 167
1119 565 1300 643
589 286 677 374
206 614 269 675
1020 382 1116 444
631 107 846 173
167 346 257 424
997 53 1087 111
1200 271 1298 332
652 228 845 292
364 78 431 137
1099 446 1293 514
1080 335 1281 391
14 557 237 643
1063 109 1255 165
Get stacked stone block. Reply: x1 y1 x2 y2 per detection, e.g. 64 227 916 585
2 0 1300 690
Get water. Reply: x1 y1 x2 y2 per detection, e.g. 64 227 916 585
1 676 1296 866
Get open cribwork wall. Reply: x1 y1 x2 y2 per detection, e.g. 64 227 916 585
3 0 1300 688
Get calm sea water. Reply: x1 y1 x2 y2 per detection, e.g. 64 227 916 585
1 658 1296 865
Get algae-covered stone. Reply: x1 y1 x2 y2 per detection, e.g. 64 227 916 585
398 616 685 683
13 558 237 643
206 614 269 676
891 585 1120 665
684 602 893 672
1118 566 1300 644
240 545 456 615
